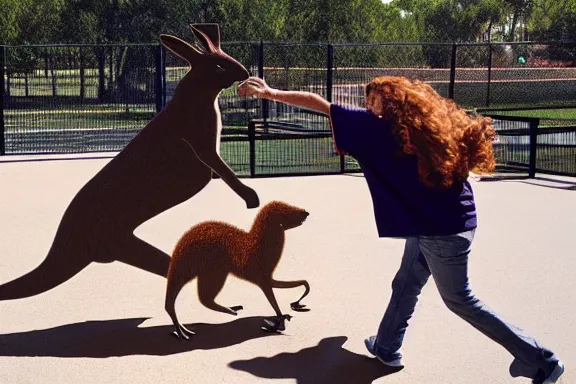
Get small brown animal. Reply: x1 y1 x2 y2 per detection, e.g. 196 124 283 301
165 201 311 339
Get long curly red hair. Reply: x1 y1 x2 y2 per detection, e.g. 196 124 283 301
365 76 496 189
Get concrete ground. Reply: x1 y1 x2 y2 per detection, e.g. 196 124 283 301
0 155 574 384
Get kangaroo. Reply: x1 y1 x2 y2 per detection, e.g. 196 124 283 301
165 201 311 339
0 24 259 302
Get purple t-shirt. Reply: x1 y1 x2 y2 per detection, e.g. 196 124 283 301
329 104 477 238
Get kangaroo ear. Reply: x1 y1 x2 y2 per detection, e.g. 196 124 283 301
160 34 205 63
190 23 220 51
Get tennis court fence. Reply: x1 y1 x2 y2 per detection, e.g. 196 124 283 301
1 41 575 178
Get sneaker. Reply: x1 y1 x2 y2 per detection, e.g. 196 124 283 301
532 360 565 384
364 336 404 368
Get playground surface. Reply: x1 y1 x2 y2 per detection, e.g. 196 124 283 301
0 155 574 384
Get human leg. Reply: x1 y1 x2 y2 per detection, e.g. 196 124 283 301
366 237 432 365
418 230 563 382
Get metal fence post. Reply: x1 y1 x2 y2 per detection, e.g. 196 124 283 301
79 46 85 102
109 47 114 92
155 44 165 113
258 40 269 121
98 47 105 101
486 43 492 107
4 46 9 97
326 44 345 173
162 45 167 107
248 120 256 177
50 49 57 97
0 46 5 155
529 119 539 178
448 43 457 100
24 72 29 97
326 44 334 102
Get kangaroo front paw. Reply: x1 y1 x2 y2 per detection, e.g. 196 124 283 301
230 305 244 312
243 187 260 209
290 302 310 312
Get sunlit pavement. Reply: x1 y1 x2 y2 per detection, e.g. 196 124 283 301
0 156 573 384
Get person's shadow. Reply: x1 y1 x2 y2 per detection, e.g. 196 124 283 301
0 316 282 358
229 336 403 384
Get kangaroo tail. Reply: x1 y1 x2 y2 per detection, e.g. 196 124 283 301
0 249 90 301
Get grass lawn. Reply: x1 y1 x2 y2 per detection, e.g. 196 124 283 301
3 70 574 177
219 138 350 176
493 143 576 176
4 67 237 98
4 107 155 132
483 108 576 120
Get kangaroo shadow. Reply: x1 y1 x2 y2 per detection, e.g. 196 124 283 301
229 336 403 384
0 316 281 358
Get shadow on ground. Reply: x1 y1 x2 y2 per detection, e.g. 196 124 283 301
229 336 402 384
0 316 282 358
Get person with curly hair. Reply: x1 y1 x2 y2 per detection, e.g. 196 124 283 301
237 76 564 383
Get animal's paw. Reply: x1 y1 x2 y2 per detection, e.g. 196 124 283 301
290 302 310 312
171 330 191 341
228 305 244 316
180 325 196 337
243 187 260 209
261 314 292 333
171 325 195 341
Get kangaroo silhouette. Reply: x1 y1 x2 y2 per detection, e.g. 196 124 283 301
0 23 259 302
165 201 311 339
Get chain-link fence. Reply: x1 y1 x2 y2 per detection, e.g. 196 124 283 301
1 41 576 177
3 44 159 154
486 114 576 178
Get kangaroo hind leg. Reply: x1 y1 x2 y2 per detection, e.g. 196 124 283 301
114 235 172 278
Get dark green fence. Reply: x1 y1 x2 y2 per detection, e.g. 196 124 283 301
1 41 576 178
486 114 576 178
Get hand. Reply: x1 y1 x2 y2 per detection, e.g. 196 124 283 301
238 77 275 100
242 185 260 209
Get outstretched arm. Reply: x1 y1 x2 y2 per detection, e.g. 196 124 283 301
238 77 331 116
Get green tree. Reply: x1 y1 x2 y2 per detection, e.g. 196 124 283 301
502 0 533 41
0 0 64 44
526 0 576 63
0 0 25 44
393 0 508 66
528 0 576 41
218 0 289 42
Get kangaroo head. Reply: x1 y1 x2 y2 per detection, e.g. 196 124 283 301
160 23 249 90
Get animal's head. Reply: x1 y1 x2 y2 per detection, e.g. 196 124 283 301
260 201 310 231
160 24 249 89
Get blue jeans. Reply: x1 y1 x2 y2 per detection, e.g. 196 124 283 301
373 229 558 378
